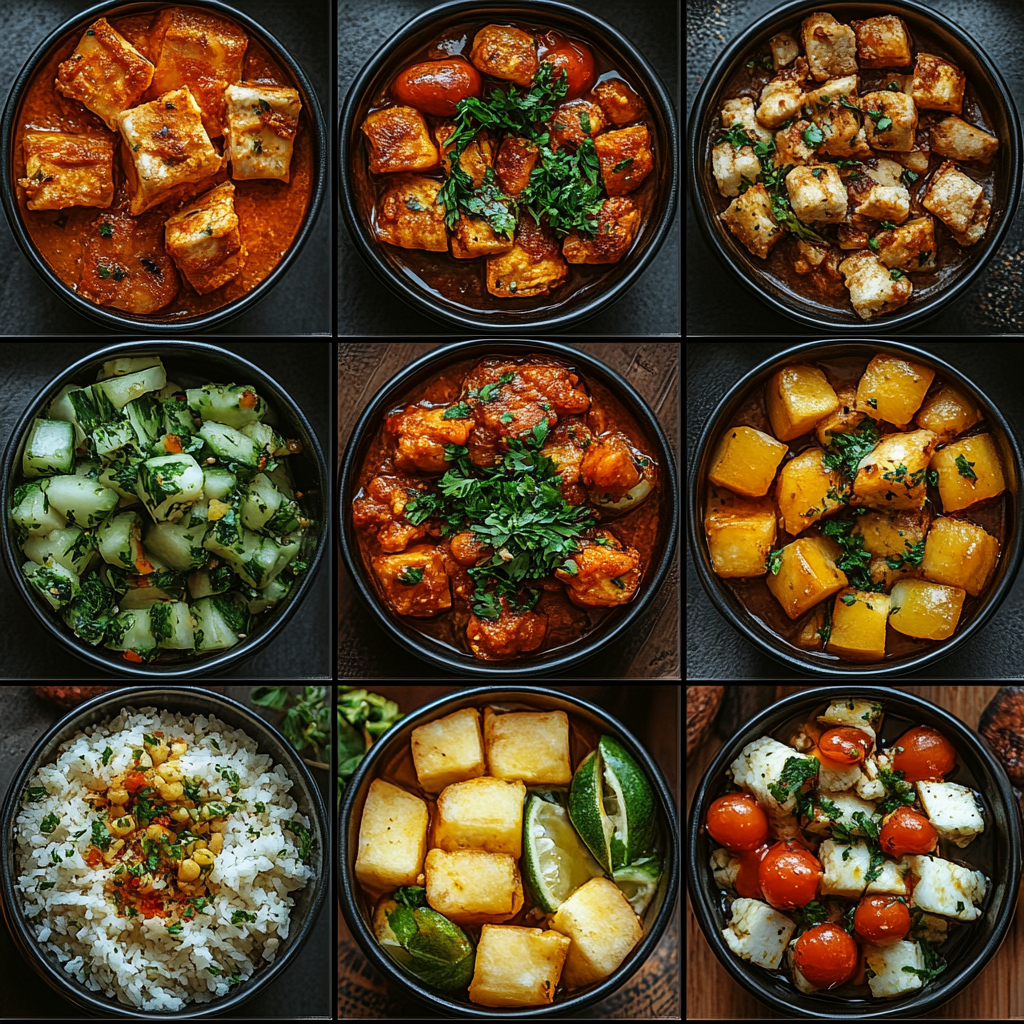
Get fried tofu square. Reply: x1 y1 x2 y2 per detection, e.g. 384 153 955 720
786 164 848 224
486 218 567 297
595 126 654 196
912 53 966 114
18 131 114 211
851 16 912 69
469 24 538 86
839 250 913 319
425 848 524 925
375 175 448 252
483 708 571 784
861 90 918 151
563 197 640 263
163 180 245 295
802 13 859 81
930 116 999 163
719 183 783 259
362 105 439 174
451 214 514 258
224 83 302 182
874 216 938 272
410 708 486 792
469 926 570 1008
922 160 989 244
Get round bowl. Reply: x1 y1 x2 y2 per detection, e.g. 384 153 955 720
0 340 329 678
338 0 679 333
687 685 1023 1017
0 685 328 1018
339 685 680 1017
686 0 1022 332
338 339 680 677
687 339 1024 676
0 0 327 333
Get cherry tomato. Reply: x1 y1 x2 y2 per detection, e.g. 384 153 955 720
541 42 595 98
734 843 770 898
706 793 770 851
891 725 956 782
793 923 859 988
758 840 823 909
854 894 911 946
818 726 874 766
393 58 483 116
879 805 938 856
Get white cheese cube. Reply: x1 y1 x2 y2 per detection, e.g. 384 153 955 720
916 781 985 848
820 839 871 898
905 855 988 920
756 60 809 129
819 698 884 742
922 161 987 244
719 184 784 260
912 911 949 946
855 775 886 801
712 142 761 198
839 250 913 320
721 97 774 144
786 164 848 224
930 116 999 162
864 940 924 998
729 735 810 838
864 857 909 895
722 898 795 970
711 847 741 890
807 790 880 835
801 13 859 82
817 755 863 793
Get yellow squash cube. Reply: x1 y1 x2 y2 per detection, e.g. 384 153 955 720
815 384 868 446
766 365 840 442
931 433 1006 512
766 536 848 620
796 604 827 649
469 925 571 1007
776 447 847 535
550 878 643 989
704 495 777 578
921 517 999 596
827 588 891 662
914 383 982 443
853 429 937 510
355 779 428 893
852 510 930 558
707 425 788 498
889 578 966 640
411 707 485 792
435 776 526 857
855 354 936 426
425 848 524 925
868 555 922 592
483 710 572 784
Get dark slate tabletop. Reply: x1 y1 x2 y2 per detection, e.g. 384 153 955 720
336 0 681 336
0 342 331 680
686 341 1024 680
0 0 331 337
0 685 331 1018
686 0 1024 336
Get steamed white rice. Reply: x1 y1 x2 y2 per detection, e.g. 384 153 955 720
14 707 313 1011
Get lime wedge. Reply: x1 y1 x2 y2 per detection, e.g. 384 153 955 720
567 749 613 872
613 855 662 917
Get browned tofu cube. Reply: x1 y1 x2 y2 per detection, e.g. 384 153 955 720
719 183 783 259
766 536 848 620
708 424 788 496
922 161 990 245
451 215 514 259
802 13 859 81
469 925 570 1007
852 183 911 223
563 197 640 263
786 164 848 224
593 78 646 125
435 776 526 856
595 126 654 196
851 16 912 68
470 24 538 86
435 123 494 187
922 517 1000 595
484 709 572 784
163 181 245 295
224 83 302 182
889 578 965 640
704 495 778 578
387 404 473 473
371 545 452 616
827 588 891 662
853 429 938 510
425 848 524 925
375 175 448 252
773 120 817 167
770 31 801 70
812 102 872 160
486 218 567 298
54 17 154 131
912 53 966 114
18 132 113 211
494 135 539 195
839 250 913 320
355 779 428 892
721 96 774 144
930 116 999 163
855 353 936 426
757 57 810 127
361 106 439 174
930 433 1006 511
914 383 982 442
550 99 605 149
777 447 847 535
862 90 918 151
411 708 486 793
875 216 938 273
767 364 841 441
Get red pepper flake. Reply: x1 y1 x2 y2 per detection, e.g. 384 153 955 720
129 877 140 888
123 651 144 663
135 557 154 575
125 772 146 792
240 390 258 409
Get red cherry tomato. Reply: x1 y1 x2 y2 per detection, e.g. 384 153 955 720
706 793 770 851
879 805 938 856
853 894 912 946
758 840 823 909
393 58 483 116
891 725 956 782
541 43 595 98
818 726 873 766
793 923 859 988
734 844 770 898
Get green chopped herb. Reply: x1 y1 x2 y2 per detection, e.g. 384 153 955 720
955 454 978 481
41 813 60 834
99 223 112 238
26 786 47 802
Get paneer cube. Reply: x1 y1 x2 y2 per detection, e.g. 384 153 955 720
767 536 848 621
721 897 795 970
163 181 245 295
866 156 907 186
852 183 910 223
54 17 154 131
551 878 643 988
562 197 640 263
930 116 999 162
851 16 912 68
18 132 114 211
776 447 847 535
889 578 966 640
766 364 840 442
495 136 538 195
721 96 774 144
855 354 936 426
487 218 567 297
595 126 654 196
711 847 741 890
864 857 910 895
804 74 861 110
707 425 788 497
916 781 985 847
921 517 1000 595
224 83 302 182
914 383 982 442
719 183 783 259
773 119 818 167
425 848 524 925
410 707 485 792
704 497 777 578
116 88 222 216
820 838 871 898
853 429 937 510
593 78 646 126
469 24 538 87
483 709 571 785
786 164 848 224
863 941 925 998
757 57 810 128
435 776 526 856
930 433 1006 511
375 175 448 252
827 589 890 662
361 106 439 174
769 32 801 70
802 13 859 81
387 404 473 473
912 53 966 113
839 250 913 320
805 789 881 835
371 545 452 617
468 925 570 1007
820 696 884 739
451 214 514 259
354 779 428 893
922 161 990 245
816 752 863 794
875 216 938 273
730 735 813 838
815 383 869 445
812 102 872 159
861 90 917 151
436 122 495 186
712 141 761 198
852 510 931 561
905 854 988 920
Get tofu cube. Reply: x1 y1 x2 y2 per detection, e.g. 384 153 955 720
163 181 245 295
916 781 985 847
451 215 514 259
889 579 966 640
410 707 485 792
803 74 861 110
915 383 983 442
757 58 810 128
827 588 891 662
18 132 114 211
875 216 938 273
864 857 909 895
54 17 154 131
711 847 741 890
594 126 654 196
425 848 524 925
855 353 936 426
839 250 913 320
730 736 811 838
853 429 937 510
712 142 761 198
805 789 881 835
786 164 848 224
562 197 640 263
354 779 428 893
816 752 863 793
851 16 912 68
922 161 990 245
905 855 988 920
721 96 773 144
861 90 918 151
361 105 439 174
813 103 873 159
224 84 302 182
930 432 1006 511
912 53 966 113
719 183 783 259
769 32 800 70
721 897 795 970
866 157 907 186
802 13 859 81
469 24 539 87
372 545 452 616
820 838 871 898
776 447 846 535
773 119 818 167
704 498 777 577
853 183 910 223
375 175 448 252
483 709 571 784
767 537 848 623
819 696 883 743
435 777 525 856
551 878 644 988
930 116 999 163
486 218 567 297
921 517 1000 596
864 940 925 998
707 424 788 497
468 925 570 1007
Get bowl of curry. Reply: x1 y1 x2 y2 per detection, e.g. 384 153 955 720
1 0 326 331
339 341 679 676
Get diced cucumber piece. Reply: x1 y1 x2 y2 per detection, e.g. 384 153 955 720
198 421 262 469
244 574 292 614
264 531 303 588
62 572 116 645
264 462 296 499
44 475 119 528
192 593 248 652
241 421 289 469
162 393 196 437
144 518 209 571
9 481 66 539
22 418 76 479
97 355 163 381
23 558 80 610
95 364 167 410
91 418 139 462
68 384 121 434
119 582 183 609
74 461 101 480
96 511 144 570
97 462 140 501
188 564 235 600
135 454 204 523
23 525 94 576
187 384 266 429
203 467 237 501
48 385 87 446
203 525 279 588
149 601 195 649
124 394 163 449
104 608 155 658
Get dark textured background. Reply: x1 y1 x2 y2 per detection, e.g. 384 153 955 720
337 0 681 335
0 341 331 680
0 0 331 336
0 685 330 1018
686 341 1024 680
686 0 1024 335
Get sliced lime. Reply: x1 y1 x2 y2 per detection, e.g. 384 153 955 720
568 749 613 872
613 855 662 917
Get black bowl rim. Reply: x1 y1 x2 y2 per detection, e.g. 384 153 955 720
337 0 680 334
0 685 329 1019
686 338 1024 677
337 339 680 677
0 0 328 334
0 340 329 678
686 685 1023 1018
338 684 681 1018
685 0 1023 333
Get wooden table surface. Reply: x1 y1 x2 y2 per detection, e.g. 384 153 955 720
686 685 1024 1019
336 343 681 679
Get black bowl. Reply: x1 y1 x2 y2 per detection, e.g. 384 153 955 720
339 685 680 1017
687 686 1023 1017
0 340 329 678
686 0 1022 332
0 0 327 333
338 339 679 677
687 339 1024 676
0 686 328 1019
338 0 679 333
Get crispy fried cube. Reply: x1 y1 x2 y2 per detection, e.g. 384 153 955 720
930 433 1006 511
922 517 1000 595
767 536 848 619
770 31 801 70
18 132 113 211
425 848 524 925
435 776 526 856
550 99 605 149
563 197 640 263
410 707 485 792
914 383 982 442
856 354 936 426
712 141 761 197
375 175 448 252
838 250 913 320
852 509 931 558
495 136 538 195
435 122 495 187
555 530 641 607
708 424 788 496
930 116 999 163
757 57 810 127
372 545 452 616
361 105 439 174
355 779 428 893
777 447 847 535
802 13 859 81
469 925 570 1007
451 214 514 258
721 96 774 144
866 157 906 186
163 181 245 295
827 588 891 662
853 429 938 510
912 53 966 114
704 494 778 578
483 709 571 784
773 120 817 167
852 183 910 223
486 218 567 297
786 164 848 223
767 364 840 441
719 183 783 259
922 161 989 245
594 78 646 126
469 24 538 87
861 90 917 151
851 16 912 68
812 102 872 159
224 83 302 182
595 126 653 196
889 579 965 640
875 216 938 273
387 404 473 472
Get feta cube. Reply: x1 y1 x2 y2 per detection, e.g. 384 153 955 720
864 857 909 895
807 790 881 835
786 164 848 224
853 184 911 223
916 781 985 847
711 847 741 890
855 775 886 801
729 735 811 838
820 838 871 898
722 898 795 970
864 940 925 998
905 855 988 920
801 13 859 82
819 698 884 742
816 754 863 793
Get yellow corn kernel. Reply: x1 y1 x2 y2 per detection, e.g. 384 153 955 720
193 847 216 867
178 859 200 882
170 807 191 823
209 832 224 854
146 823 173 842
109 815 136 838
108 787 129 805
159 782 184 802
170 741 187 759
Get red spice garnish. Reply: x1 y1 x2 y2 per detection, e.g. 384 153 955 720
164 434 183 454
123 651 144 663
240 390 258 409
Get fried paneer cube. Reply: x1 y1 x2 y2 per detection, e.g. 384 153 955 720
595 126 653 196
786 164 848 224
773 119 816 167
435 776 526 856
467 596 548 661
839 250 913 320
387 404 473 473
351 473 428 552
770 31 801 70
712 140 761 197
912 53 966 114
224 83 302 182
757 57 810 127
930 116 999 163
851 15 912 68
54 17 154 131
163 181 245 295
355 779 428 893
593 78 647 125
852 183 911 223
802 13 859 81
875 216 938 272
426 848 524 925
540 420 592 505
581 436 641 498
719 183 783 259
811 101 872 159
451 214 514 258
361 105 439 174
861 90 918 151
411 708 486 793
372 545 452 617
550 98 605 149
375 175 448 252
18 132 114 211
483 708 572 785
470 24 539 86
563 197 640 263
435 122 495 187
767 535 848 619
486 217 567 297
469 925 570 1008
721 96 774 144
555 530 641 608
853 429 938 510
922 161 990 245
495 136 539 195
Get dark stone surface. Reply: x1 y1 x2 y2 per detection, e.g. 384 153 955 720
686 341 1024 679
686 0 1024 336
0 342 331 680
337 0 681 335
0 1 331 336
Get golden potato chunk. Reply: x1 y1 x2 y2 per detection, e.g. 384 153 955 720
921 517 999 596
930 433 1006 511
371 546 452 617
469 925 570 1008
495 136 538 195
361 106 439 174
580 434 641 498
410 708 485 792
18 132 114 212
594 126 654 196
435 122 494 187
912 53 966 114
852 509 930 558
704 495 777 578
483 709 571 785
719 184 783 260
386 404 473 473
470 24 538 87
827 588 891 662
355 779 428 893
425 848 524 925
593 78 646 125
163 181 245 295
451 214 514 259
889 579 966 640
435 776 526 856
563 197 640 263
486 218 567 298
767 364 840 442
375 175 448 252
853 429 937 510
930 116 999 163
776 447 847 535
708 424 788 497
914 384 982 443
855 354 936 427
851 15 912 68
555 531 641 608
767 536 848 620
